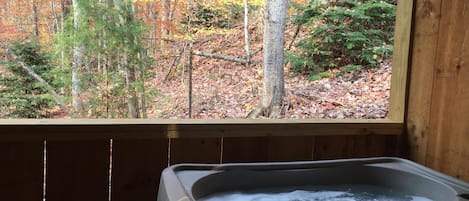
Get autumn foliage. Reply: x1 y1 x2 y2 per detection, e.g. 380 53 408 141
0 0 396 119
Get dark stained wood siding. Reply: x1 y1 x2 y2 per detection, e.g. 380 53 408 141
111 139 168 201
0 141 43 201
46 140 110 201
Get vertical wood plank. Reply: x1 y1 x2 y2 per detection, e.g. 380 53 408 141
111 139 168 201
406 0 442 164
170 138 221 164
426 0 469 181
222 137 269 162
47 140 110 201
0 142 43 201
267 136 314 161
388 0 414 121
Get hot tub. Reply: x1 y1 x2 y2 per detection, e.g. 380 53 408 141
157 157 469 201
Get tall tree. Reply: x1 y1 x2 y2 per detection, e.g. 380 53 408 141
50 1 59 34
161 0 171 39
31 0 39 36
261 0 287 118
113 0 140 118
61 0 71 32
244 0 250 66
71 0 85 114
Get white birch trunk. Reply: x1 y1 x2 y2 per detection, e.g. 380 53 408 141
261 0 287 118
244 0 251 66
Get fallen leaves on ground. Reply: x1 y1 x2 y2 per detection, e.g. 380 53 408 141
149 23 392 119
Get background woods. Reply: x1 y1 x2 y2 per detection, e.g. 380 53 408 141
0 0 398 119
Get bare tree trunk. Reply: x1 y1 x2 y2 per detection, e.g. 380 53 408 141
31 0 39 36
138 51 147 118
187 0 194 118
169 0 177 24
148 2 158 56
261 0 287 118
60 0 71 70
50 1 59 34
61 0 71 31
188 46 193 118
72 0 85 114
244 0 251 67
127 3 140 118
161 0 171 38
125 58 140 118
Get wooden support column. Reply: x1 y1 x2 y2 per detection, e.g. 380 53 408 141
406 0 442 165
425 0 469 180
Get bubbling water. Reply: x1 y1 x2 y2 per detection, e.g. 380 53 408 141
198 184 434 201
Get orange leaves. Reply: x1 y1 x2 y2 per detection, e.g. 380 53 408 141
0 21 22 41
151 20 392 119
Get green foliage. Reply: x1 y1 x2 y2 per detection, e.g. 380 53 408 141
0 41 59 118
308 71 331 81
287 0 396 76
55 0 156 118
343 64 362 73
337 64 363 77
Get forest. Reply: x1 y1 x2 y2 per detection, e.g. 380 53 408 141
0 0 397 119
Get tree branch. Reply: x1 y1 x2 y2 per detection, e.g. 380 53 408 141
164 41 188 82
193 51 249 64
0 40 69 113
250 47 263 57
288 24 301 50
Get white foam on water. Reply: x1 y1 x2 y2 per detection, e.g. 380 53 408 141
197 185 434 201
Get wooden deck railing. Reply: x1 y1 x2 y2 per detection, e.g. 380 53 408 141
0 120 402 201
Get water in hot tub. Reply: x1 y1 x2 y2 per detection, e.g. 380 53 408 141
197 184 433 201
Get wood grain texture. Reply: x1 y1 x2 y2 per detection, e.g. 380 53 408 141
111 139 168 201
406 0 442 164
313 135 399 160
425 0 469 181
170 122 402 138
170 138 221 164
389 0 414 121
222 137 269 162
0 120 402 141
266 136 314 161
0 142 43 201
47 140 110 201
223 136 315 163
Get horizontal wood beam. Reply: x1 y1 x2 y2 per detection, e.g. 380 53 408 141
0 119 402 141
0 119 401 125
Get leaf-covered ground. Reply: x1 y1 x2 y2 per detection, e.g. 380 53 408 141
149 23 391 119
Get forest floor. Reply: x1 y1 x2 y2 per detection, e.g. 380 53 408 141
148 23 392 119
0 22 392 119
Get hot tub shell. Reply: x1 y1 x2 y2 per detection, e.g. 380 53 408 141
157 157 469 201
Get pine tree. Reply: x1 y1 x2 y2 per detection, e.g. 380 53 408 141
0 41 57 118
